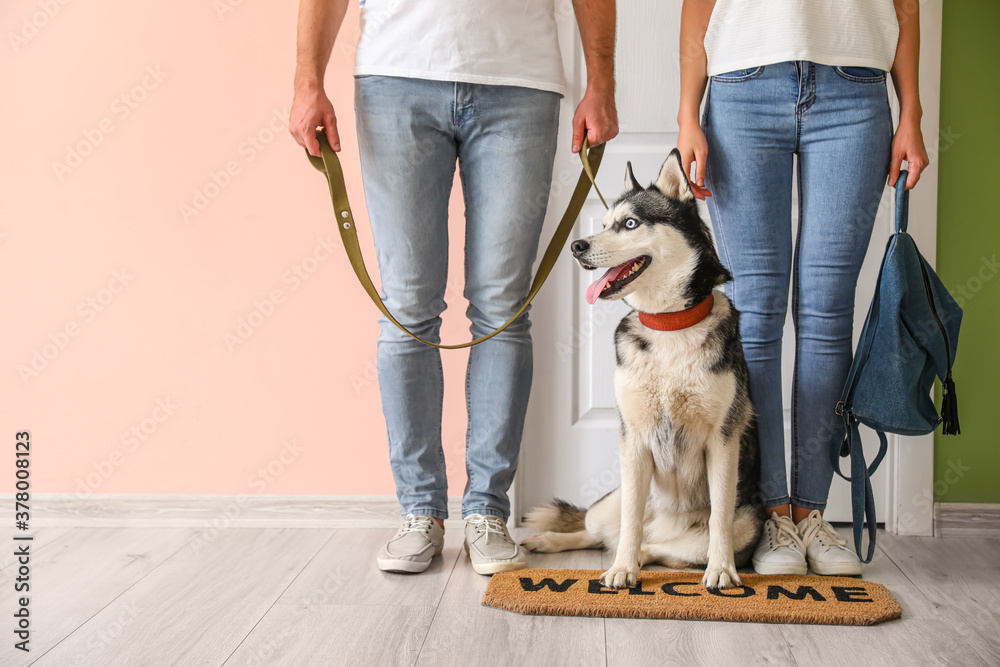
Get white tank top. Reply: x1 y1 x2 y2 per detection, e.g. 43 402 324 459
353 0 566 95
704 0 899 76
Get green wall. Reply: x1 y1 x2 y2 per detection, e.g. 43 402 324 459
934 1 1000 502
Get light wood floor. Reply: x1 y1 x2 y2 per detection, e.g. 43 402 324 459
3 524 998 666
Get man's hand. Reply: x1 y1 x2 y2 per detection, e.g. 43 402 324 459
677 117 712 200
572 86 619 153
570 0 617 154
290 82 340 157
888 116 929 190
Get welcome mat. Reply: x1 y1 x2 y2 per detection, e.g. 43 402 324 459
482 569 901 626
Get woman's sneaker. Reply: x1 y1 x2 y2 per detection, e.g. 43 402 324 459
377 514 444 573
752 512 808 575
797 509 863 576
464 514 527 575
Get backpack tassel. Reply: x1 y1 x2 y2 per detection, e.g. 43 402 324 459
941 370 960 435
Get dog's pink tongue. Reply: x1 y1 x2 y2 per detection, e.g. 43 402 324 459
586 266 621 305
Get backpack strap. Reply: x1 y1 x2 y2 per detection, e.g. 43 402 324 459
832 414 888 563
831 170 906 563
895 168 909 233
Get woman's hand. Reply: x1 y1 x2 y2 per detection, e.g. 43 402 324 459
889 116 929 190
677 118 712 200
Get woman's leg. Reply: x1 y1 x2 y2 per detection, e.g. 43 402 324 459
703 63 799 513
355 76 459 521
792 63 893 516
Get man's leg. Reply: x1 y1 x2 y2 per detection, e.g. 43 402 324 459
355 75 458 520
454 83 560 522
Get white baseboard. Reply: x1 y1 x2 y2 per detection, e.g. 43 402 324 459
934 502 1000 538
0 493 466 528
27 494 992 535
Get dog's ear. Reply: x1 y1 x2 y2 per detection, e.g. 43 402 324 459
653 149 694 202
624 161 641 192
718 265 733 286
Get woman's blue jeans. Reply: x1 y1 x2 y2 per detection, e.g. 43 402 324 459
354 76 560 522
703 61 892 511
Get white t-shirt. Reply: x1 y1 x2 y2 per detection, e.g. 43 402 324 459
704 0 900 76
353 0 566 95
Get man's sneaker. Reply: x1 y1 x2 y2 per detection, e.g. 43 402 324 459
752 512 808 575
376 514 444 573
463 514 527 575
797 509 863 576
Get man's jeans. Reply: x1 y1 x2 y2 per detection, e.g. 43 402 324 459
354 76 560 522
703 62 893 511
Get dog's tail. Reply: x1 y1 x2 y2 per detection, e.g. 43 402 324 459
522 499 587 533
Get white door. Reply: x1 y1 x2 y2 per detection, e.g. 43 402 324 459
516 1 941 534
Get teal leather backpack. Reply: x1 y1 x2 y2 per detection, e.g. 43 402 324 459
834 170 962 562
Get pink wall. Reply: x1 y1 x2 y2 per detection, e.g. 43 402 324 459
1 1 473 496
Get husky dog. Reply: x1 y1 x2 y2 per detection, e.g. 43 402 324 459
521 150 763 590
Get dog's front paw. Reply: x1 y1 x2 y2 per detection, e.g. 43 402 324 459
600 562 639 589
520 532 557 553
702 560 741 590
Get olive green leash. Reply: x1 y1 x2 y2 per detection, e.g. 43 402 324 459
305 130 606 349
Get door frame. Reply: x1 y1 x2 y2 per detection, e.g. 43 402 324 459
888 0 943 537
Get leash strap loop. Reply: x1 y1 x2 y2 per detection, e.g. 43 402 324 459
306 131 605 349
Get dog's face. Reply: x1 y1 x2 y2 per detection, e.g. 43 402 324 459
571 149 731 313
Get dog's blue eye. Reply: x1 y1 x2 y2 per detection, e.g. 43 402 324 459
624 218 638 229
